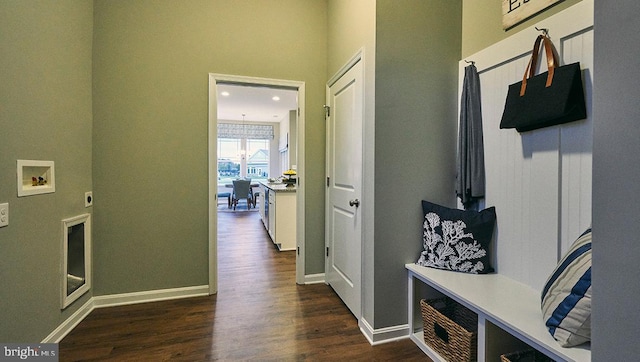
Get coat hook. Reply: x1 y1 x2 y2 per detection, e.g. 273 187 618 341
535 27 549 36
465 59 475 66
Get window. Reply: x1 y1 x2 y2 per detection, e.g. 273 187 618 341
217 123 273 183
217 137 269 184
246 139 269 179
217 138 242 184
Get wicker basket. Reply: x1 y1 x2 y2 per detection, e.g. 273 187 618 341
420 298 478 362
500 349 555 362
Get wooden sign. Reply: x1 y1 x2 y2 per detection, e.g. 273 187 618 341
502 0 564 29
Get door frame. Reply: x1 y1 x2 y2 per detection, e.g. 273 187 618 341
208 74 306 294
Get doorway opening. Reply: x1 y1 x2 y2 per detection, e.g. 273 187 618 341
208 74 306 294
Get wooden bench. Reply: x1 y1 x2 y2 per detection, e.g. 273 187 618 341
406 264 591 362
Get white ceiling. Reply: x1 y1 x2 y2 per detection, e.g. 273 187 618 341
216 83 298 123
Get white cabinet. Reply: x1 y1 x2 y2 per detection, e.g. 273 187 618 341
259 182 296 251
268 189 276 241
258 184 267 225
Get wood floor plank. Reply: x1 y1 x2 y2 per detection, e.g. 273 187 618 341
59 211 429 361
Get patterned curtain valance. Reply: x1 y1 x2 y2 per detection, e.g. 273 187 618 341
217 123 274 140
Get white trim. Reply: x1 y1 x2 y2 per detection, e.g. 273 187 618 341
303 273 325 284
92 285 209 309
42 299 94 343
208 74 219 295
61 214 92 309
359 318 410 345
295 84 306 285
327 49 363 87
17 159 56 197
209 73 306 290
42 285 209 343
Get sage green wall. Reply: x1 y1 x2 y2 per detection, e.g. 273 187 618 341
462 0 582 57
592 0 640 358
0 1 93 342
92 0 328 295
374 0 461 328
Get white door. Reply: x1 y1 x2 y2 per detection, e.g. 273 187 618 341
325 58 363 318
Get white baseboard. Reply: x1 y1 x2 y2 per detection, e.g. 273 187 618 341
42 285 209 343
304 275 410 345
359 318 410 345
42 298 95 343
304 273 325 284
92 285 209 309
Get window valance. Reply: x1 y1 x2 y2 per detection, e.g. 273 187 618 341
217 123 274 140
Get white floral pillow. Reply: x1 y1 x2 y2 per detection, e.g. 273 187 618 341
417 200 496 274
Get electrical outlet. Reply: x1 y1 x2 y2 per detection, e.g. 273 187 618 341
0 203 8 227
85 191 93 207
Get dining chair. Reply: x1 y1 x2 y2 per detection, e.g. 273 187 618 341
231 180 253 210
217 192 231 208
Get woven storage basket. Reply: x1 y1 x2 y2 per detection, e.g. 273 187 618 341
420 298 478 362
500 349 554 362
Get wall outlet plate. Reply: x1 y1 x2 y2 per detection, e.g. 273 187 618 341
0 203 8 227
85 191 93 207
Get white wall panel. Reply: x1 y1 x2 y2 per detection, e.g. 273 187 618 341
559 30 594 255
459 1 593 291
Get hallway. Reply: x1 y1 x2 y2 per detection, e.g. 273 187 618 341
59 211 426 361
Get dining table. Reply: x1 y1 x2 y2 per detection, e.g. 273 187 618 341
224 182 260 208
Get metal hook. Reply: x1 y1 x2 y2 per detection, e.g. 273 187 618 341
464 59 475 66
535 27 549 36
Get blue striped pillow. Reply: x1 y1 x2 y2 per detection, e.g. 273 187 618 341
541 227 592 347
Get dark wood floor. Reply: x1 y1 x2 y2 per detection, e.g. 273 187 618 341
59 210 428 361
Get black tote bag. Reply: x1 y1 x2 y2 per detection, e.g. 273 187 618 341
500 35 587 132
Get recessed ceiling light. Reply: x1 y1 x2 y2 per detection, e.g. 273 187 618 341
221 91 230 96
272 96 280 101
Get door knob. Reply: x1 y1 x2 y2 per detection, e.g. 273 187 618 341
349 199 360 207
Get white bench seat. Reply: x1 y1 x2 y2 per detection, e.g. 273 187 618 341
406 263 590 362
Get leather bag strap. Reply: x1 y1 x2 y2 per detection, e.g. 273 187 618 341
527 35 545 79
520 34 559 96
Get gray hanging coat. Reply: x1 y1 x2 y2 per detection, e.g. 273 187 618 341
456 64 486 209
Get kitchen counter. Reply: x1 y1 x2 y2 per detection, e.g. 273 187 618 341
260 181 297 192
